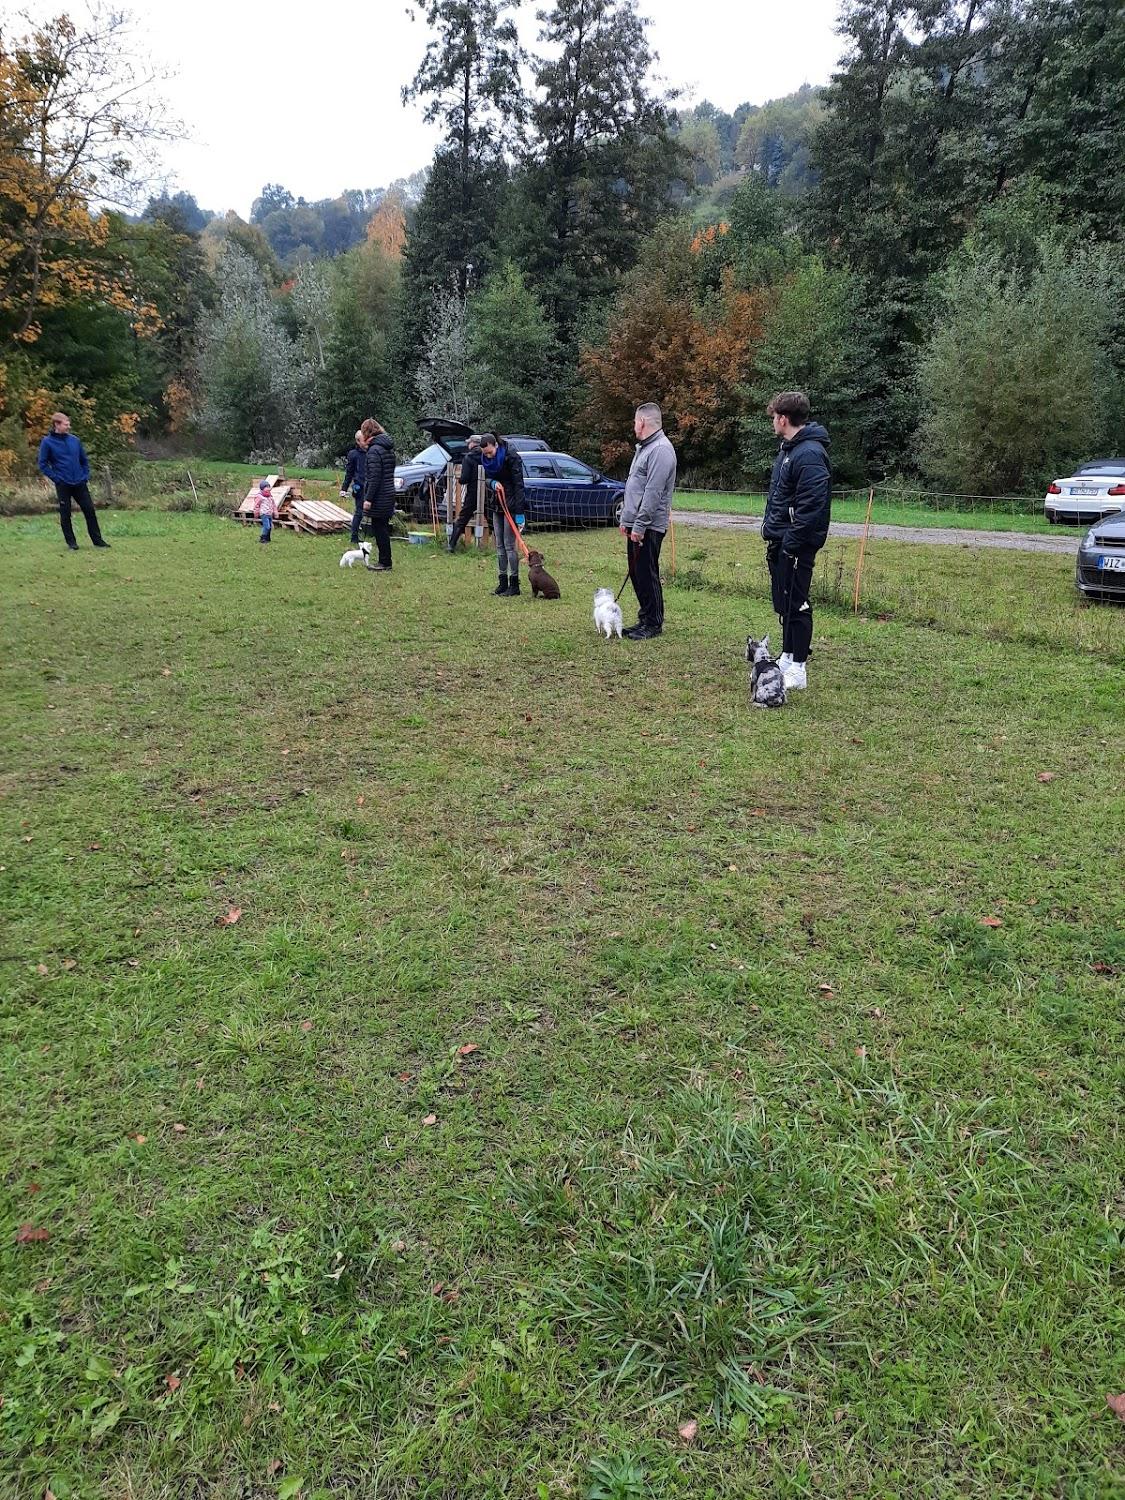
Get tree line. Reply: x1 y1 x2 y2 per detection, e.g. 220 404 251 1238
1 0 1122 495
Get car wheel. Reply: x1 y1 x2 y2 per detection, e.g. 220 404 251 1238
611 496 624 527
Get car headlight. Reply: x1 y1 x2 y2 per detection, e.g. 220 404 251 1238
394 476 404 490
1083 528 1097 547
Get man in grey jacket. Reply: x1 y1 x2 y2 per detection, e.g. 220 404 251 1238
619 402 676 639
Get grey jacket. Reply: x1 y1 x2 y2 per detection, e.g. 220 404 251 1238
621 429 677 538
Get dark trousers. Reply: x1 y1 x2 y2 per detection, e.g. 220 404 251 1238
627 529 665 628
56 481 104 547
368 503 394 568
350 498 366 545
768 546 816 662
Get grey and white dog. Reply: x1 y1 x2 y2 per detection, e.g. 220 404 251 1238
745 634 787 708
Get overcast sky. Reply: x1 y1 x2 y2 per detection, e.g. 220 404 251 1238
18 0 846 216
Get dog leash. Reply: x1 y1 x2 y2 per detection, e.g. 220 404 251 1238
492 481 532 563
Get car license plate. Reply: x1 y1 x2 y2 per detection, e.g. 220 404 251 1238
1097 556 1125 571
1072 486 1099 496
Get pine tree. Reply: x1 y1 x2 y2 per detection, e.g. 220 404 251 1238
466 263 555 433
516 0 686 354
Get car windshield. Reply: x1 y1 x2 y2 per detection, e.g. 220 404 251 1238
1076 462 1125 477
410 443 447 466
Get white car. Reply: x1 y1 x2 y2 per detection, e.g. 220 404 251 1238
1044 459 1125 523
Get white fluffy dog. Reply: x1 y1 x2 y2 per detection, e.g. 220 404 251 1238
339 542 372 568
593 587 623 639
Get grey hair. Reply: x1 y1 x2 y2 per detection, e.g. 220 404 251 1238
467 434 483 447
635 402 662 429
354 429 364 443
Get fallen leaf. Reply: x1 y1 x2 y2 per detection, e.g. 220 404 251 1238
398 1072 412 1082
196 1077 205 1091
422 1114 438 1127
1108 1393 1125 1423
432 1282 444 1295
16 1224 50 1244
127 958 140 968
161 668 172 677
268 1400 281 1413
35 964 48 976
46 1490 57 1500
300 1020 314 1032
979 917 1003 928
442 1288 460 1303
61 958 76 971
1092 961 1116 976
817 983 835 996
132 1134 147 1145
871 1007 884 1020
392 1240 406 1253
217 906 242 926
27 1182 41 1193
165 1374 181 1391
267 1458 283 1477
1036 771 1056 783
678 1418 699 1443
456 1044 478 1057
88 842 101 850
727 864 738 872
356 794 365 806
854 1046 868 1059
172 1122 187 1134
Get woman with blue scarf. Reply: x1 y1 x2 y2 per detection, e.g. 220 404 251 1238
480 434 526 597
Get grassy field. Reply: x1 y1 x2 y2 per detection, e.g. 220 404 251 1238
1 510 1123 1500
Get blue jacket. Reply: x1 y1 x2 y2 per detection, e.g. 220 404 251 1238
37 431 91 486
762 421 831 554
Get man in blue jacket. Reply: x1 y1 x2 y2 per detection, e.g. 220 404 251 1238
761 391 831 691
37 412 109 550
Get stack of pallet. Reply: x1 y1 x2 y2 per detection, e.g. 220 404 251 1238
233 473 352 535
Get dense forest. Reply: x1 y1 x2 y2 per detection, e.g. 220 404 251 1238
2 0 1122 493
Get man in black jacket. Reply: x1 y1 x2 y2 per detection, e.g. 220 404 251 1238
447 434 482 551
761 391 831 691
341 428 369 545
359 417 397 570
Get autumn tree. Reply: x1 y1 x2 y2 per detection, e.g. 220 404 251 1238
0 9 176 345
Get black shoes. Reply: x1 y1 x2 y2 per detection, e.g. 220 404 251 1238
367 563 392 571
66 543 79 551
624 623 662 639
503 579 521 596
493 575 509 595
93 540 110 548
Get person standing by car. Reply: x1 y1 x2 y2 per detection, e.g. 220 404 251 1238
341 428 369 545
761 392 832 691
37 411 109 550
481 433 526 596
447 434 483 551
619 403 676 639
360 417 397 571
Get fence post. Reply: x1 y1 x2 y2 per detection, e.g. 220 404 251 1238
102 464 115 506
474 465 485 548
853 487 874 614
445 461 456 546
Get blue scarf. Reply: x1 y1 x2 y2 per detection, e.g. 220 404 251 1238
482 443 507 478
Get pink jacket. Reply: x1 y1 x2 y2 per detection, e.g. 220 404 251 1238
253 491 278 519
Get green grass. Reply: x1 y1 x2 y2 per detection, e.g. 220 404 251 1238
1 510 1123 1500
675 490 1059 534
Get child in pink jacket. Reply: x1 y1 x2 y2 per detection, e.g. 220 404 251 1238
253 480 278 543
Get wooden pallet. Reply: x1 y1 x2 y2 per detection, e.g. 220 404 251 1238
287 498 352 534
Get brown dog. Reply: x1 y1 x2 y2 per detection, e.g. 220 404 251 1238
526 548 561 600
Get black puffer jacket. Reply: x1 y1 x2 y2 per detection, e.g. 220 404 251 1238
362 432 397 517
762 422 832 554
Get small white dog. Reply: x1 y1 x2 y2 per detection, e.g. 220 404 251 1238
593 587 623 639
340 542 372 568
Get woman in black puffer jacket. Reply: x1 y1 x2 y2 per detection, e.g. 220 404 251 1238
360 416 397 571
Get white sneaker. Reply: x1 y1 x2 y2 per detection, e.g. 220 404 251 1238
778 652 793 671
782 661 807 690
